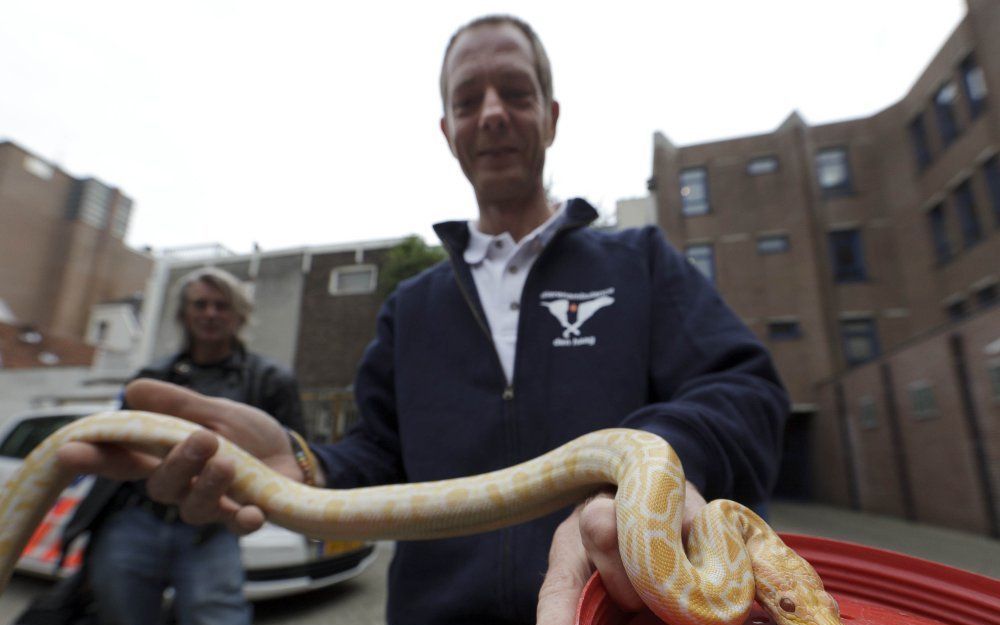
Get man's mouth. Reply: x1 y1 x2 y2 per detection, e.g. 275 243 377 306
477 146 518 157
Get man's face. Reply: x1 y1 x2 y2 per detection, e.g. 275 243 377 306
440 23 559 205
181 280 241 348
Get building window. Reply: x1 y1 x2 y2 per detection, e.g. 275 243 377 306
977 284 998 309
908 114 932 171
328 265 377 295
757 234 790 255
927 204 951 264
78 179 113 229
934 82 961 147
953 180 982 248
828 229 866 282
22 155 53 180
908 382 939 420
859 396 879 430
984 155 1000 227
840 318 879 366
111 197 133 239
767 320 802 341
679 168 710 216
95 320 109 343
747 156 778 176
815 148 853 196
946 299 968 321
961 56 988 119
685 244 715 282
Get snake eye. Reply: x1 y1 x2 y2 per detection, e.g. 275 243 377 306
779 598 796 613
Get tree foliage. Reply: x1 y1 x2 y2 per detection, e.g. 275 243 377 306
377 235 447 300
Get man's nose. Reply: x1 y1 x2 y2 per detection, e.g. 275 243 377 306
479 87 508 131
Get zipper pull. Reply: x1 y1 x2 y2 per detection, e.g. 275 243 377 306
502 386 514 401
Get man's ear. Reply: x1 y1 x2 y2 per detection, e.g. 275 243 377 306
546 100 560 147
440 116 458 157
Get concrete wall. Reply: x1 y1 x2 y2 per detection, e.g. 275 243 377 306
0 367 119 428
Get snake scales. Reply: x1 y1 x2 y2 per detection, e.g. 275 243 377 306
0 411 841 625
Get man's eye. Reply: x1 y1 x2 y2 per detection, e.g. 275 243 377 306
453 95 479 110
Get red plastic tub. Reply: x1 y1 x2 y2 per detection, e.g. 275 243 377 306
575 533 1000 625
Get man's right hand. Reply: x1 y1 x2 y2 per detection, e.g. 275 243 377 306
56 379 312 535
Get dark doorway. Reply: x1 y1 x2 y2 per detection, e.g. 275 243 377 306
772 410 814 501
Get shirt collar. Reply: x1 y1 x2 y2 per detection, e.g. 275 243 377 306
463 201 567 265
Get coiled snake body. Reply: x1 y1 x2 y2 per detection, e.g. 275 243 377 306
0 411 841 625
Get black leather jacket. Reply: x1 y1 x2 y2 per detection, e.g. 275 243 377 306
60 346 305 553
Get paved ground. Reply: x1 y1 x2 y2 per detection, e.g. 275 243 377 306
2 503 997 624
769 501 1000 578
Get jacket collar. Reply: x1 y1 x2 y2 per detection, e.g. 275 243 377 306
433 197 598 256
172 342 246 376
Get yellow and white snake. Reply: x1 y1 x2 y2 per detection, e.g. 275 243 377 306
0 411 841 625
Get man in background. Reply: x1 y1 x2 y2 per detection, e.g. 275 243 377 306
64 267 304 625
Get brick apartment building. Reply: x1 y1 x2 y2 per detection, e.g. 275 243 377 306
648 0 1000 534
0 140 153 341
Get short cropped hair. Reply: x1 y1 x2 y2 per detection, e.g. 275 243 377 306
439 15 553 110
173 266 252 344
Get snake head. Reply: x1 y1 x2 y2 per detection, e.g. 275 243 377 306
763 586 842 625
757 578 842 625
753 551 843 625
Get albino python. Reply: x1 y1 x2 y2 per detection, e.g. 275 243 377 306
0 411 841 625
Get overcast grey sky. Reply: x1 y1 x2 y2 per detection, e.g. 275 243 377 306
1 1 966 254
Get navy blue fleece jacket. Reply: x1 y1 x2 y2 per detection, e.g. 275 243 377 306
311 198 789 625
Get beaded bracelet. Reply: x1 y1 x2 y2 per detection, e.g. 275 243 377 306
286 428 319 486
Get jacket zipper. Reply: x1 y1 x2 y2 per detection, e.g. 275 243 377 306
438 218 585 620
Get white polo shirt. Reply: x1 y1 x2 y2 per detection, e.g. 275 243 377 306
464 204 567 384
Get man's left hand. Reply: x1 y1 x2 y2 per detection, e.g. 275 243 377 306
536 482 707 625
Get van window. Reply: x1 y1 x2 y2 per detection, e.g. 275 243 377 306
0 416 76 459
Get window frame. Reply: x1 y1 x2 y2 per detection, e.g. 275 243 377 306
858 396 879 430
746 156 779 176
976 284 998 310
908 382 939 420
679 167 710 216
960 55 988 119
328 264 378 296
684 243 715 283
757 234 790 255
840 317 880 366
815 147 854 197
934 81 962 147
767 319 802 341
828 229 867 283
983 154 1000 227
946 299 969 322
953 179 983 249
926 203 952 265
908 113 933 171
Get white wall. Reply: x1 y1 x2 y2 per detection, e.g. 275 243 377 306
0 367 122 428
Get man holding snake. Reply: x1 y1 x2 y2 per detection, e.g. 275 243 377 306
57 15 789 625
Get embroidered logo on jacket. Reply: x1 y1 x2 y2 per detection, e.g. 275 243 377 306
540 288 615 347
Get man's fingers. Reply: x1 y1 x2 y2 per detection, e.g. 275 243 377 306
681 481 708 540
578 495 644 612
126 379 287 460
125 379 229 429
180 454 236 525
56 442 160 481
536 507 593 625
227 503 267 536
146 430 218 505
